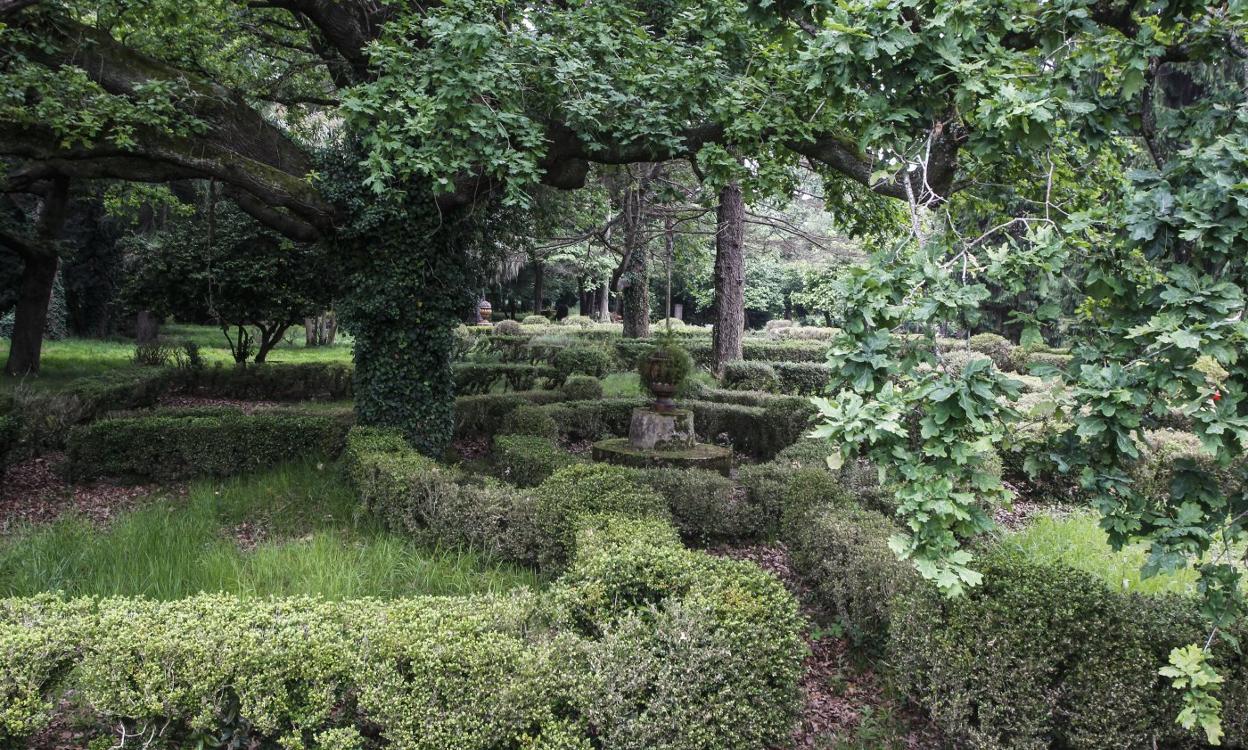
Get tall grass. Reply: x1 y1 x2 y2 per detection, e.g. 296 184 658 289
0 462 541 599
1001 512 1205 597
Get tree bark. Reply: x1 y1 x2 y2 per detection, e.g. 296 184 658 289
619 181 649 338
711 181 745 375
532 260 544 314
599 280 610 321
135 310 159 343
3 176 70 376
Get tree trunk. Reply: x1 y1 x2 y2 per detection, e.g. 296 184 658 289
711 181 745 375
4 177 71 377
305 317 318 346
532 260 544 314
599 280 610 321
619 183 649 338
135 310 160 343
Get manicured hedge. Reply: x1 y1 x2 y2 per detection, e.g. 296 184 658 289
0 511 804 750
452 363 557 394
66 409 353 481
631 467 764 543
561 375 603 401
723 361 780 392
889 549 1248 749
545 398 645 441
493 434 581 487
176 362 354 401
454 390 568 437
773 362 833 395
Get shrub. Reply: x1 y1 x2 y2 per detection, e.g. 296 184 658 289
613 339 655 368
499 404 560 440
767 442 894 515
493 434 581 487
522 315 551 325
1133 429 1243 502
1018 350 1074 374
889 549 1248 749
968 332 1015 371
722 361 780 392
783 498 915 648
772 362 832 395
177 362 353 401
544 398 644 441
172 340 205 372
685 398 811 459
939 347 994 377
741 339 827 363
764 319 793 331
654 317 685 329
552 345 613 384
771 326 841 341
493 318 523 335
453 391 566 438
559 314 596 328
453 363 556 393
534 464 671 568
555 525 805 750
131 340 173 367
67 410 352 481
634 467 763 543
560 375 602 401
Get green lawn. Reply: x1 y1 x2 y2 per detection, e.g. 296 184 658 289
0 461 541 600
1001 511 1213 597
0 323 353 393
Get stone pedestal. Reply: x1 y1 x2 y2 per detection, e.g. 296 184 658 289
593 407 732 476
629 408 695 451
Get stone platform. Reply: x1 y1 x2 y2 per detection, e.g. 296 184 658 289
591 437 733 475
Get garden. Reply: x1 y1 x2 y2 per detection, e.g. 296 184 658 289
2 1 1248 749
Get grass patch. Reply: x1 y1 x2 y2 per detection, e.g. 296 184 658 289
1001 511 1205 597
0 461 541 599
1 324 353 393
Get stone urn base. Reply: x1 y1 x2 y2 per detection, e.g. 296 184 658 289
592 407 732 476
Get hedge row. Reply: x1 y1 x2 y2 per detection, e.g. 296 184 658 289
66 408 354 481
453 390 569 438
757 443 1248 749
0 510 804 750
722 361 833 396
175 362 354 401
452 363 557 394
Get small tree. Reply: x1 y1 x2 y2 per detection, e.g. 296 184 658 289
123 192 339 363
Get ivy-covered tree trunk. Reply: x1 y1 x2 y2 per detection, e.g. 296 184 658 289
711 181 745 375
619 183 649 338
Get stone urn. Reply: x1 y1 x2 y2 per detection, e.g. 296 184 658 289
639 348 680 412
477 299 493 323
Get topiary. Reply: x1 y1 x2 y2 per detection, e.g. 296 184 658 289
553 345 612 384
722 361 780 392
492 434 580 487
968 332 1015 371
499 404 559 439
561 375 603 401
534 463 671 567
522 314 550 325
493 319 523 336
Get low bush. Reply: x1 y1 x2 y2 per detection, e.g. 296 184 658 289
614 339 655 368
686 398 812 459
177 362 353 401
66 410 352 481
544 398 644 441
493 434 581 487
492 318 523 335
722 361 780 392
453 363 556 394
0 504 804 750
522 314 551 325
454 391 567 438
770 326 841 341
131 340 174 367
742 339 828 363
559 315 596 328
768 441 894 515
773 361 833 395
783 497 914 648
1133 429 1245 503
655 317 685 329
764 319 794 331
938 348 995 377
1017 350 1074 374
560 375 603 401
968 332 1015 371
534 463 671 568
633 467 764 543
499 403 560 439
552 345 613 384
889 549 1248 749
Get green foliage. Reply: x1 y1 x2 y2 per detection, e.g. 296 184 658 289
499 404 560 440
544 398 644 441
560 375 602 401
722 361 779 392
454 391 568 438
889 550 1248 749
178 362 354 401
0 413 15 472
559 315 595 328
967 333 1016 372
66 408 352 481
493 435 581 488
637 334 694 392
773 362 833 396
494 319 523 336
633 467 762 544
783 497 916 648
552 345 612 384
534 464 671 568
454 363 557 394
523 315 551 325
